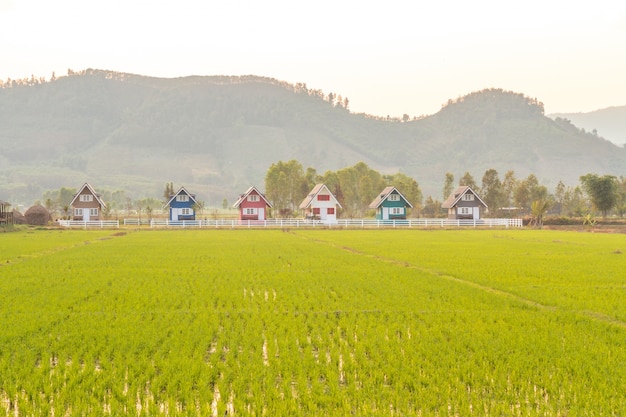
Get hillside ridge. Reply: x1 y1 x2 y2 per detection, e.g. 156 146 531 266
1 70 624 205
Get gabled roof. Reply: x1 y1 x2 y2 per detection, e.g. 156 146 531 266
232 186 273 208
441 186 487 209
299 184 343 209
368 186 413 209
69 183 107 208
163 186 198 208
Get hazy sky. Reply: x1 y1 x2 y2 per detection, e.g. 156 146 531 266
1 0 625 117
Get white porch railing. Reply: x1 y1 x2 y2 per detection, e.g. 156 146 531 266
57 220 120 228
140 218 523 229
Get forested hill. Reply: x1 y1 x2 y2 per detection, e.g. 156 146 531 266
1 69 624 205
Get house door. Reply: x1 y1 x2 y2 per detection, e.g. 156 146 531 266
171 208 178 221
258 207 264 220
319 208 327 220
83 209 90 221
382 207 389 220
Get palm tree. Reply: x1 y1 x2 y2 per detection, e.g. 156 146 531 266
529 199 550 228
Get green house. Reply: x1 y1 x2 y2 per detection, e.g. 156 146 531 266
368 186 413 220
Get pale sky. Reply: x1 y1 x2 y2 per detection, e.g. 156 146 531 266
1 0 625 117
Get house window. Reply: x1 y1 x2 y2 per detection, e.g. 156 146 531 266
247 195 259 202
79 194 93 202
390 207 403 215
461 193 475 201
74 208 83 216
388 194 400 201
313 208 321 215
317 194 330 201
181 208 192 215
244 208 257 215
176 195 190 202
459 207 473 215
327 207 335 215
89 208 98 216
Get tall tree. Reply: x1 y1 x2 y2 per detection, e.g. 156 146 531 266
265 160 306 216
443 172 454 201
480 169 504 217
514 174 547 213
422 196 442 217
562 185 586 217
459 172 477 190
502 170 517 208
554 180 566 215
616 176 626 218
579 174 619 217
163 182 175 202
335 162 384 217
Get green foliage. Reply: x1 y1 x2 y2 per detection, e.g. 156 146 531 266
529 199 551 228
443 172 454 201
459 171 477 189
266 161 423 218
335 162 385 217
1 229 625 415
580 174 619 217
264 160 307 216
480 168 504 216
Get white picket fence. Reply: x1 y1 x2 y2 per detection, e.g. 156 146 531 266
131 218 522 229
57 220 120 228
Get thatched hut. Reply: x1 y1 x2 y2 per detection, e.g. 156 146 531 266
24 204 51 226
12 209 25 225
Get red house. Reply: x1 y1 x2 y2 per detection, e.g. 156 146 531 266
232 186 273 220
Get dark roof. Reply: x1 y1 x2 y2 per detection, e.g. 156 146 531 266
163 186 198 208
232 186 273 208
441 186 487 209
368 186 413 209
69 183 107 208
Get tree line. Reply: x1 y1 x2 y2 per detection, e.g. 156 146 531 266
35 162 625 222
265 160 422 218
265 160 626 221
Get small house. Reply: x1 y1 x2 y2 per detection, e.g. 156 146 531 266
368 186 413 220
164 186 198 221
441 186 487 220
299 184 342 223
70 183 107 221
232 186 272 221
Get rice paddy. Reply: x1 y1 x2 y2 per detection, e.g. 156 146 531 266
0 228 624 415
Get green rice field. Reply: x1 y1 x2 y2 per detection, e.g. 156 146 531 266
0 228 624 415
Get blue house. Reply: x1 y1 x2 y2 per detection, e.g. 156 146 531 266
368 186 413 220
164 186 198 221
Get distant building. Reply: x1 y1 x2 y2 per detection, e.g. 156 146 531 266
70 183 107 221
368 186 413 220
164 187 198 221
232 186 272 221
441 186 487 220
299 184 342 223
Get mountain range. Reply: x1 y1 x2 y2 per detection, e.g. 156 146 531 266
549 107 626 147
1 69 625 206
